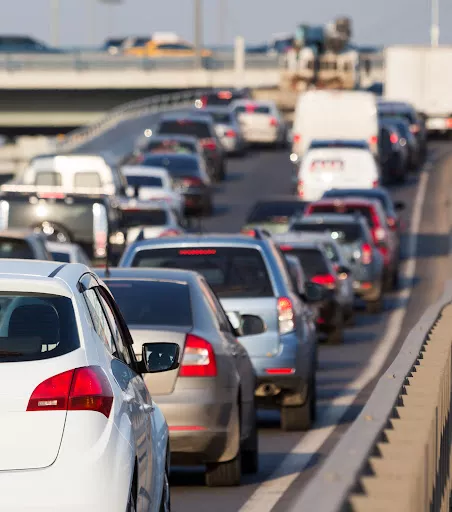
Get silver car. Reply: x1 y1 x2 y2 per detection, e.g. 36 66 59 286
45 241 91 265
97 267 260 487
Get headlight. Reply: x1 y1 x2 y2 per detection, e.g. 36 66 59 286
290 153 299 163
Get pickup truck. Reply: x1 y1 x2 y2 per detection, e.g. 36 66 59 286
0 187 126 262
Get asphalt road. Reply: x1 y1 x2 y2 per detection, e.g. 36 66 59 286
74 117 452 511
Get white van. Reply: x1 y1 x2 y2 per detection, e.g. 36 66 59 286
291 90 379 162
296 143 380 201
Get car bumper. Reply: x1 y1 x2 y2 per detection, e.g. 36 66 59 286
155 384 238 464
242 131 279 144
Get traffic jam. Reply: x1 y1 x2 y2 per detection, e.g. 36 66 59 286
0 87 425 511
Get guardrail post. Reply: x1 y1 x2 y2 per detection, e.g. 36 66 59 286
234 35 245 88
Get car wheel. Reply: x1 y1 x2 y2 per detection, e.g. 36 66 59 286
159 455 171 512
126 488 137 512
281 376 315 431
241 408 258 474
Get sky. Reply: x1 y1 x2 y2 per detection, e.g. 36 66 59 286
1 0 450 48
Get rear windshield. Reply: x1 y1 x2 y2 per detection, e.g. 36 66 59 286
380 110 416 124
280 248 329 279
209 112 233 124
105 280 192 327
122 209 168 227
309 205 376 227
247 202 307 224
202 91 241 106
141 156 200 176
74 172 102 188
159 120 211 138
309 140 368 150
0 238 34 259
51 251 70 263
34 171 62 186
235 105 271 114
126 176 163 188
291 223 364 243
146 140 195 154
131 247 274 298
322 190 390 213
0 293 79 362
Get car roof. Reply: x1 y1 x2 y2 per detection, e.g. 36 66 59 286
197 106 232 113
378 100 414 110
273 235 325 250
141 152 199 161
96 266 201 285
231 99 274 107
310 198 380 208
121 166 169 177
296 213 362 224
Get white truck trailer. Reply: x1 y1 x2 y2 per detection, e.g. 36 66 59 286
384 46 452 133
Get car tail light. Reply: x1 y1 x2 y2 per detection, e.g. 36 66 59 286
409 124 420 134
297 180 304 198
159 228 182 237
225 129 236 137
181 177 203 187
200 138 217 150
369 135 378 145
179 334 217 377
293 134 301 144
200 95 207 107
279 245 293 251
311 274 336 290
269 117 278 126
265 368 295 375
361 243 373 264
372 180 379 188
277 297 295 334
378 244 390 265
27 366 114 418
390 133 399 144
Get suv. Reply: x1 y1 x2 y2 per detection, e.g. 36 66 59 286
155 113 227 182
119 233 321 431
290 214 385 313
0 230 53 260
194 88 252 109
305 198 398 291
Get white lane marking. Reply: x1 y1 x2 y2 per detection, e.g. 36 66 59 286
239 168 431 512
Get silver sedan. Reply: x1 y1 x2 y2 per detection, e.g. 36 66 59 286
97 267 261 487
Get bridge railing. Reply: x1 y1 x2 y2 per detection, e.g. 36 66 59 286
291 279 452 512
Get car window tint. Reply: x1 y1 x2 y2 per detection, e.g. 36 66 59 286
159 120 211 138
126 176 163 188
200 280 232 333
309 205 375 227
51 251 71 263
121 209 168 228
74 172 102 188
35 171 62 186
83 289 117 356
0 238 34 259
281 248 330 279
0 293 80 362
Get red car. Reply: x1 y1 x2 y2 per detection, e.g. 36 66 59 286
304 198 398 291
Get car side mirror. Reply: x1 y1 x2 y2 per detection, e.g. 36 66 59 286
241 314 266 336
141 342 180 373
394 201 405 211
303 282 327 303
226 311 244 337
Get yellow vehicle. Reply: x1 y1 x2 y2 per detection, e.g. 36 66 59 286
126 39 212 58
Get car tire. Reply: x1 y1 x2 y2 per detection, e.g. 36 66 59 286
126 488 137 512
241 410 259 474
280 375 315 431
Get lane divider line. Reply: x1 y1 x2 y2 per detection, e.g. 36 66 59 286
239 166 431 512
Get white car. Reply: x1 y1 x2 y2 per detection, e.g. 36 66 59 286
46 241 91 265
230 99 287 146
296 140 380 201
0 260 177 511
122 165 184 218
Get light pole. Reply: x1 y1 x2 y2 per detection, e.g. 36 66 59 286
218 0 226 46
431 0 439 47
51 0 60 47
194 0 203 68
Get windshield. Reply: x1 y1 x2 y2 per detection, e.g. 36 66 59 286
140 156 200 176
122 209 168 227
247 202 307 224
159 120 211 138
0 238 34 259
130 246 274 298
105 280 192 327
309 205 377 228
0 293 79 362
126 176 163 188
280 248 329 279
291 223 364 243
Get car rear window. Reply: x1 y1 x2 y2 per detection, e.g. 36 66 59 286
291 223 364 243
34 171 62 186
202 91 239 106
105 280 192 327
235 105 271 115
126 176 163 188
280 248 329 278
209 112 233 124
146 140 195 154
122 209 168 227
322 190 391 214
0 293 79 362
309 140 368 150
309 205 376 227
141 156 200 176
159 120 211 139
74 172 102 188
131 247 274 298
380 110 416 125
247 202 307 224
0 238 34 259
51 251 70 263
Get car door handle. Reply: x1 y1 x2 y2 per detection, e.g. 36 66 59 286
140 403 154 413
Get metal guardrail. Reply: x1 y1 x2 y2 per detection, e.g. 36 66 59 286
291 279 452 512
0 52 285 72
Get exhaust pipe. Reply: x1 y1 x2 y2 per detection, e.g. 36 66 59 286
256 383 280 397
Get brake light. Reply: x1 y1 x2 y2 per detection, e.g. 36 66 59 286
27 366 114 418
311 274 336 290
378 244 390 265
372 180 379 188
225 129 236 138
297 180 304 198
200 95 207 107
245 103 256 112
387 217 397 230
179 249 216 255
38 192 66 199
200 138 217 150
361 243 373 264
277 297 295 334
241 229 256 237
369 135 378 145
179 334 217 377
390 133 399 144
265 368 295 375
293 134 301 144
409 124 420 134
159 229 182 237
181 177 203 187
279 245 293 251
269 117 278 127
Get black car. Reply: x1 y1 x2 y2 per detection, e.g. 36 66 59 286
382 116 421 170
378 100 427 162
378 123 408 184
155 114 227 182
194 88 252 109
137 153 213 216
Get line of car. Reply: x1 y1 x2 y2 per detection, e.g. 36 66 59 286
0 87 423 511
